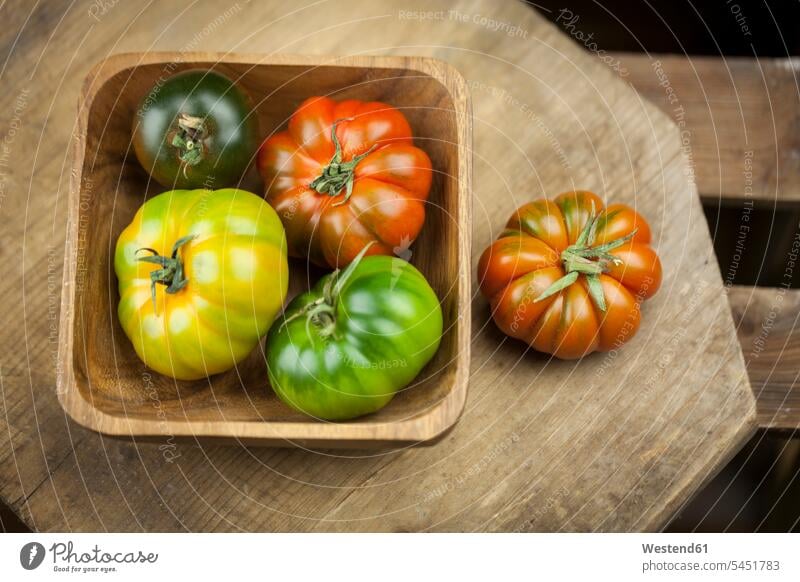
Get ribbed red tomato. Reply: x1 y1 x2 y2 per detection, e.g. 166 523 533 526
477 191 662 359
256 96 433 268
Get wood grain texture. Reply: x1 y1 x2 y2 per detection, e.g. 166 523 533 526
613 53 800 429
728 285 800 429
0 0 755 532
57 52 472 448
611 53 800 202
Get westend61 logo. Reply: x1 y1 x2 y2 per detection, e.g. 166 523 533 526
19 541 158 573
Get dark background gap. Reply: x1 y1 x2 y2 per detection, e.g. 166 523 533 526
0 501 28 533
528 0 800 56
705 202 800 288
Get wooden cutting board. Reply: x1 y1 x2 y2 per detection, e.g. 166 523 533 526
0 0 755 531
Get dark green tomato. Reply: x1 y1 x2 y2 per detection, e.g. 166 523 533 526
266 254 443 421
132 70 259 189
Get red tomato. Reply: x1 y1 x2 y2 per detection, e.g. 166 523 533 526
477 191 662 359
256 96 433 268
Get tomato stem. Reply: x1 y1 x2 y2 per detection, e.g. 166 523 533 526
136 235 196 312
533 203 637 312
172 113 207 169
309 118 377 206
279 242 376 339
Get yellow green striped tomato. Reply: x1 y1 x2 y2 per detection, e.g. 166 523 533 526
115 188 288 380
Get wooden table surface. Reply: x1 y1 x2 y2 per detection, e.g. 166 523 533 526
0 0 756 531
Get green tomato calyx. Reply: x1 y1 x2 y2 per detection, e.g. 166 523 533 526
309 118 378 206
136 235 196 312
280 242 375 339
171 113 207 171
533 202 637 312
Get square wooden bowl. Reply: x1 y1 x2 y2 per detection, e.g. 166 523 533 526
57 52 472 448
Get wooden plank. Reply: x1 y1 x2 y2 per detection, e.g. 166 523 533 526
728 285 800 429
0 0 755 532
610 53 800 202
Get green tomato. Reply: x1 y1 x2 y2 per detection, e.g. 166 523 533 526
266 250 443 421
132 69 259 189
